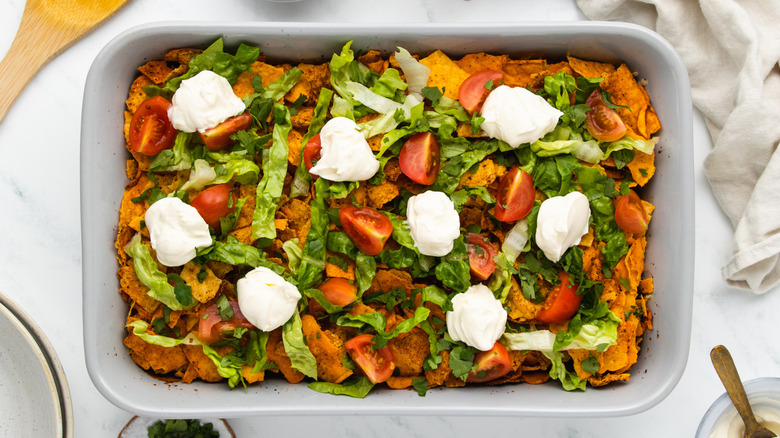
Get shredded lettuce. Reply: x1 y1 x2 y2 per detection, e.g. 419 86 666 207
179 159 216 192
150 132 195 172
308 376 374 398
394 47 430 100
282 310 318 379
500 316 619 352
123 234 197 311
251 104 290 239
297 178 330 290
291 87 334 198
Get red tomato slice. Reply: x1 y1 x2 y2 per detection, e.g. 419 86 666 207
494 167 535 222
318 277 358 307
303 134 322 172
198 112 253 151
458 70 505 114
344 334 395 384
585 90 627 142
198 300 254 344
536 271 581 324
338 205 393 256
398 132 441 185
466 233 498 281
189 184 236 232
467 342 512 383
615 190 650 234
129 96 176 156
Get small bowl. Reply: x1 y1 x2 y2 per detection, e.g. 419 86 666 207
696 377 780 438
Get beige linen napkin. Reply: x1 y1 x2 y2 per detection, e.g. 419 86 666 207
576 0 780 293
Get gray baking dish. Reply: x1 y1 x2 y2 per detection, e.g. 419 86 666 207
81 22 693 417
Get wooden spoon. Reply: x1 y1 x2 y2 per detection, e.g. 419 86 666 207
0 0 130 124
711 345 777 438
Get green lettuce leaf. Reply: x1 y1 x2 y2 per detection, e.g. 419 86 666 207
251 104 291 239
123 234 196 311
282 310 318 379
308 376 374 398
291 88 334 198
297 177 330 290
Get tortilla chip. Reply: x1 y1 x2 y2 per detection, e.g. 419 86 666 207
182 343 225 382
588 372 629 387
600 64 657 139
387 327 429 376
301 314 353 383
325 255 356 281
266 328 306 384
419 50 470 99
459 158 505 188
567 56 616 79
118 265 159 314
367 180 400 209
288 129 304 166
123 323 187 374
138 60 174 86
501 59 547 88
180 262 221 303
506 276 544 322
626 150 655 186
455 53 509 74
126 75 152 113
164 48 202 65
386 376 415 390
241 365 265 384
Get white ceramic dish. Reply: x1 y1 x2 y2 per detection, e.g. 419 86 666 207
81 22 694 417
0 291 72 437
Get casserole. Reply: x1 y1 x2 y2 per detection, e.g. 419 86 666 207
82 21 693 417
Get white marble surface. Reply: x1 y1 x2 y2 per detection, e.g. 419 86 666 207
0 0 778 436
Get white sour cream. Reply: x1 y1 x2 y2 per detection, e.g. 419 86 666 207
535 191 591 263
309 117 380 181
237 267 302 332
710 400 780 438
480 85 563 148
406 190 461 257
167 70 246 133
144 197 213 267
446 284 507 351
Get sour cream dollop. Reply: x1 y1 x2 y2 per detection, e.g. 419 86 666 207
167 70 246 133
309 117 380 181
237 267 302 332
406 191 461 257
535 191 591 263
144 197 213 267
480 85 563 148
446 284 507 351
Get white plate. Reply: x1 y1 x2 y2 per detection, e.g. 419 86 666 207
0 292 72 437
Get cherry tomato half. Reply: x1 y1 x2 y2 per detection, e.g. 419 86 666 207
615 190 650 234
303 134 322 172
198 300 254 344
585 90 627 142
129 96 176 156
467 342 512 383
398 132 441 185
189 184 236 232
494 167 535 222
198 112 253 151
536 271 581 324
338 205 393 256
466 233 498 281
458 70 505 115
344 334 396 384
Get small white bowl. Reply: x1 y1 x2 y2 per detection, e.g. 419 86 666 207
696 377 780 438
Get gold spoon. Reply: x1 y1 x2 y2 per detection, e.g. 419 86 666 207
0 0 131 124
711 345 777 438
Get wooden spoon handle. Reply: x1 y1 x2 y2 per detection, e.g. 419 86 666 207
711 345 763 431
0 5 78 123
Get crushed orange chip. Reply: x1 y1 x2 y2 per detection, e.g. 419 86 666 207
567 55 617 79
626 150 655 186
419 50 470 99
501 59 547 88
455 53 508 74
